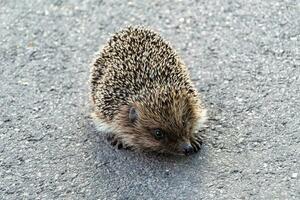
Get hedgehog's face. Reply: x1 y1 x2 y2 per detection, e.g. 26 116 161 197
124 106 204 155
117 90 206 155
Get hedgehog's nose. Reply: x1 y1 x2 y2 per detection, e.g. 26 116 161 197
181 143 194 156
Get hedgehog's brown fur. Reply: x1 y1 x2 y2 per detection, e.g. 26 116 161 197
90 26 207 155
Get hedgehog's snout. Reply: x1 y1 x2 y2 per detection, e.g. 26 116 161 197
180 143 194 156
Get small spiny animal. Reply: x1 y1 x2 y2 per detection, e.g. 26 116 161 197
90 26 207 155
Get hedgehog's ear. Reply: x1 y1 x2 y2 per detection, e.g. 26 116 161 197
129 106 138 123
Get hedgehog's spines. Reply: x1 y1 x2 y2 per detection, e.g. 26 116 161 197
91 26 193 118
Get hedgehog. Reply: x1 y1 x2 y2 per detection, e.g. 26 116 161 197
90 26 207 156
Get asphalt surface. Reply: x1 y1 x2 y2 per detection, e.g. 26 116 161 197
1 0 299 199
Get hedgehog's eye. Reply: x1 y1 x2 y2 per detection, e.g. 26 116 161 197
153 128 165 140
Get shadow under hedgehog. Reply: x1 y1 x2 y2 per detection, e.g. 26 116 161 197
90 26 207 156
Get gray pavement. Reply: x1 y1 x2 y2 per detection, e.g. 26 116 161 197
0 0 299 199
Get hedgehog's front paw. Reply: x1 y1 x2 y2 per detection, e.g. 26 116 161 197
191 135 203 153
107 134 130 150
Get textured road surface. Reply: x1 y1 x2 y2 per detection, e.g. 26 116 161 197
1 0 300 199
